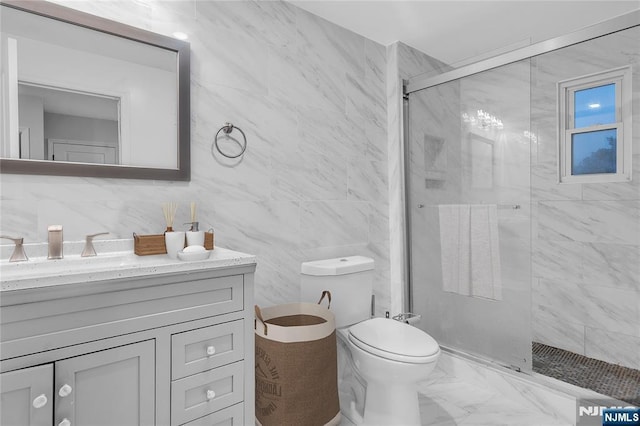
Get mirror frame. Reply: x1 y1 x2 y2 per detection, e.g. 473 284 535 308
0 0 190 181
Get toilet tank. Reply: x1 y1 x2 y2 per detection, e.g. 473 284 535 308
301 256 374 328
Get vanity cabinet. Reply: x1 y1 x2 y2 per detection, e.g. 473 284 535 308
0 364 53 426
56 340 156 426
0 258 256 426
1 341 154 426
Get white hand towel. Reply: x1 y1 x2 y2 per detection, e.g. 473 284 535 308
439 204 471 296
470 204 502 300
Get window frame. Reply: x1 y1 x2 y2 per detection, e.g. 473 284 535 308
557 66 632 184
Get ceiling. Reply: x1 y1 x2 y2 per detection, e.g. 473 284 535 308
290 1 639 66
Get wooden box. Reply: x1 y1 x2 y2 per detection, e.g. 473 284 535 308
204 231 214 250
134 233 167 256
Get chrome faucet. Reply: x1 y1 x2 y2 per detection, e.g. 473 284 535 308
48 225 63 259
81 232 109 257
0 236 28 262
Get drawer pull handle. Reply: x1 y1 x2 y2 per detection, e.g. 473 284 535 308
58 418 71 426
206 346 216 356
58 384 72 397
32 394 48 409
206 389 216 400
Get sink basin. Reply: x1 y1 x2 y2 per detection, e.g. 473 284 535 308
0 242 256 292
1 251 137 279
0 251 148 287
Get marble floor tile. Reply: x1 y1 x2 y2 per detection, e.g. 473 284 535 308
418 370 569 426
339 363 570 426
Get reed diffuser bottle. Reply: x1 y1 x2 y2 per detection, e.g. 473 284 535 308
163 202 184 259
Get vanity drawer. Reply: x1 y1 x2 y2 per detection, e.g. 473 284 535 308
171 361 244 426
180 402 243 426
1 273 245 360
172 320 244 380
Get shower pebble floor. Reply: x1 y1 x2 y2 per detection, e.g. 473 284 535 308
340 363 572 426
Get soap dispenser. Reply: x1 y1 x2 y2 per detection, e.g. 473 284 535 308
185 221 204 247
185 202 205 247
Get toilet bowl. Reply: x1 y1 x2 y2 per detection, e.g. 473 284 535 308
347 317 440 425
301 256 440 426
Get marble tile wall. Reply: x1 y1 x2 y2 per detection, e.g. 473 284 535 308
0 0 390 311
531 26 640 369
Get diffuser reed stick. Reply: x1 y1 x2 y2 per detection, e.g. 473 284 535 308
190 202 197 223
162 202 178 232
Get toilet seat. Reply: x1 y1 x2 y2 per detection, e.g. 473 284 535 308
348 318 440 364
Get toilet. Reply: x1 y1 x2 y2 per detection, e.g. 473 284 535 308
301 256 440 426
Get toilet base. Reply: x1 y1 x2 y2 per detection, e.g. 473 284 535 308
362 382 420 426
336 329 367 423
337 325 438 425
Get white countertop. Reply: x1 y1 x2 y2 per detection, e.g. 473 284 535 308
0 241 256 292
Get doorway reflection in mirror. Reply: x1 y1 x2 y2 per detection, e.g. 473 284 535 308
17 83 120 165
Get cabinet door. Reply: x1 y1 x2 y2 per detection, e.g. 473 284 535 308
55 340 155 426
0 364 53 426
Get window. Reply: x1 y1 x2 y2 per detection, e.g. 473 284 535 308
558 66 632 183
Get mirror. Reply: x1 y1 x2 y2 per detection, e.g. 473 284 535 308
0 0 190 180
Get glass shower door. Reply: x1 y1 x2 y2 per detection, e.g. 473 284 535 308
407 59 533 371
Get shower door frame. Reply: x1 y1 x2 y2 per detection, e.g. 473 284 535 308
405 10 639 95
402 9 640 313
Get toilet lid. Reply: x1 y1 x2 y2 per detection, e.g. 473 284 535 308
348 318 440 363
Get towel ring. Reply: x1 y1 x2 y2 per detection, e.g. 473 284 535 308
214 122 247 159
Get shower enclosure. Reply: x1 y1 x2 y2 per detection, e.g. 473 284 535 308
404 11 639 399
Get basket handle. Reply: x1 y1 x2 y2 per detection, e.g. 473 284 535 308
254 305 268 335
317 290 332 309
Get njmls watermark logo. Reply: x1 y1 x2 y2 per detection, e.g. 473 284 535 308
602 408 640 425
577 399 640 426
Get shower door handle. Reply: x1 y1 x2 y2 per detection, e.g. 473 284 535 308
417 204 424 208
